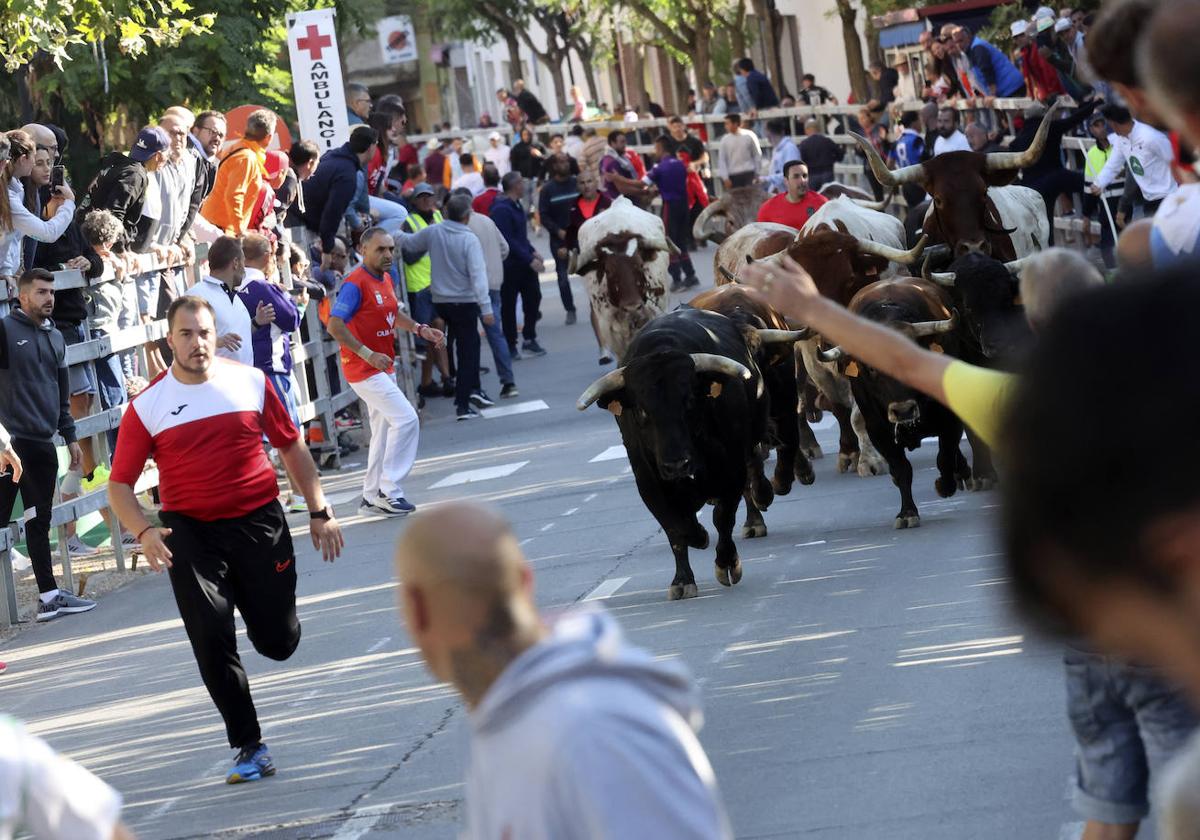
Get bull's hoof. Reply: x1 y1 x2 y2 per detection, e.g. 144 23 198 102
802 445 824 461
668 583 700 601
894 514 921 530
751 480 774 511
804 407 824 424
688 525 710 550
794 459 816 486
837 452 859 474
715 559 743 587
968 477 996 492
771 473 795 497
857 451 887 477
742 522 768 539
934 476 958 498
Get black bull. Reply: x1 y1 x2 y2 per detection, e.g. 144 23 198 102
828 278 970 529
577 309 784 600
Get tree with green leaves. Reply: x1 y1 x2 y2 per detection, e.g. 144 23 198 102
615 0 748 85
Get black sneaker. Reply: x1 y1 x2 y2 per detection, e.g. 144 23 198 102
508 344 523 361
683 275 700 289
37 590 97 622
441 378 456 398
565 310 577 325
500 382 519 399
522 340 547 357
470 390 496 408
670 279 685 292
457 406 482 421
417 383 442 398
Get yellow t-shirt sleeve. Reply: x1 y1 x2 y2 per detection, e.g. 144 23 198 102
941 360 1018 449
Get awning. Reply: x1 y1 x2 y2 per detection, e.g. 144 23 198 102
879 21 926 48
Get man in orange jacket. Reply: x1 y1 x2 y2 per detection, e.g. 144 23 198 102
199 109 276 237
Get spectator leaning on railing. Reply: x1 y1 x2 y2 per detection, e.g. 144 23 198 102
0 130 76 315
198 108 276 239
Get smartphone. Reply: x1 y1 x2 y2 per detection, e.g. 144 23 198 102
51 165 65 190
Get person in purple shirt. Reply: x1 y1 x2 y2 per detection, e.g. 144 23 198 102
647 136 698 291
236 235 302 426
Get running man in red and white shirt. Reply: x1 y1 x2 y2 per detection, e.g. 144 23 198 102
107 295 344 785
326 226 444 517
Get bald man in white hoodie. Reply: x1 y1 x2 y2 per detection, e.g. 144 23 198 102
395 502 730 840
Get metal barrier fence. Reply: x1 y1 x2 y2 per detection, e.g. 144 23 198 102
0 235 418 626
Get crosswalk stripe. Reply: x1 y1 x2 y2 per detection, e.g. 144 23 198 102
429 460 530 489
589 445 627 463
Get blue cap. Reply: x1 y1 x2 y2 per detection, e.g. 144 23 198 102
130 126 171 162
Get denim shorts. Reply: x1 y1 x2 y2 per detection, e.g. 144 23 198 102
1064 646 1200 823
59 322 97 397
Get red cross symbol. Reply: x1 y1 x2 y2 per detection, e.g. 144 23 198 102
296 24 332 60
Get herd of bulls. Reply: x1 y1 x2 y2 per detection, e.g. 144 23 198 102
574 105 1061 600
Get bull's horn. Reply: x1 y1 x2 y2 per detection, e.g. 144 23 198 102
903 313 959 337
690 353 752 380
849 132 925 187
718 265 739 284
1003 254 1036 275
576 368 627 410
756 328 812 343
984 100 1061 171
856 233 927 265
850 188 895 211
818 346 844 363
930 271 957 287
692 201 725 244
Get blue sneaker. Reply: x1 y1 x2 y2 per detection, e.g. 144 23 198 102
226 743 275 784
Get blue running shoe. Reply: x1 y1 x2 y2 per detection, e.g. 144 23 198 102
226 743 275 784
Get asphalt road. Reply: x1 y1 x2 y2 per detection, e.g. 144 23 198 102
1 233 1097 839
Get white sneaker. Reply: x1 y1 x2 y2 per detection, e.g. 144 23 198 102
66 536 98 557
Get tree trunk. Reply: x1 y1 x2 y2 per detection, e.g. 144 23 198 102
503 28 524 82
730 4 747 63
544 51 568 118
694 28 712 89
573 42 601 110
835 0 868 102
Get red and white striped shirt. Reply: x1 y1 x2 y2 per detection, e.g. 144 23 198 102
111 359 300 521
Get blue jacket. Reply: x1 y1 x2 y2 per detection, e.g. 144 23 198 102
967 37 1025 97
745 70 780 109
300 143 362 252
237 275 300 375
490 195 536 267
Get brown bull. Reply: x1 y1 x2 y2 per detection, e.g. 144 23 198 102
850 101 1059 260
692 184 768 245
689 285 816 539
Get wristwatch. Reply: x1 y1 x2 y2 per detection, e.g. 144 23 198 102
309 506 333 521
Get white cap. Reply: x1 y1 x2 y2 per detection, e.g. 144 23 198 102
1054 17 1072 31
1037 15 1055 31
488 130 501 142
1010 19 1030 36
1034 5 1055 19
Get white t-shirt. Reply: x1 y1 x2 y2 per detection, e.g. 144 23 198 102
1095 121 1179 202
185 274 255 366
484 144 512 176
454 171 486 197
0 716 122 840
933 130 971 156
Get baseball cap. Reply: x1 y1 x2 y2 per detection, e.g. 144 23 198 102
1034 5 1055 19
1036 15 1055 32
264 150 290 187
425 137 441 150
488 130 502 142
1010 19 1030 36
1054 17 1072 32
411 183 435 197
130 126 171 162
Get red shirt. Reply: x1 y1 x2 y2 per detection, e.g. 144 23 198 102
756 191 828 228
334 266 399 383
473 188 500 215
111 360 299 521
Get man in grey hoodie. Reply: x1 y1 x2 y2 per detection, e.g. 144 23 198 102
0 269 96 622
395 502 731 840
395 194 494 420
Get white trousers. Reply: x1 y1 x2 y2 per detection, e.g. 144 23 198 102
350 372 420 500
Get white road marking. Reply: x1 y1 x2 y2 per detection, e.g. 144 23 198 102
796 539 827 547
583 493 597 503
480 399 549 419
331 804 393 840
589 445 627 463
366 636 391 654
893 648 1022 667
540 523 556 532
519 537 535 546
326 489 363 507
584 576 630 601
430 460 529 489
562 507 579 516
